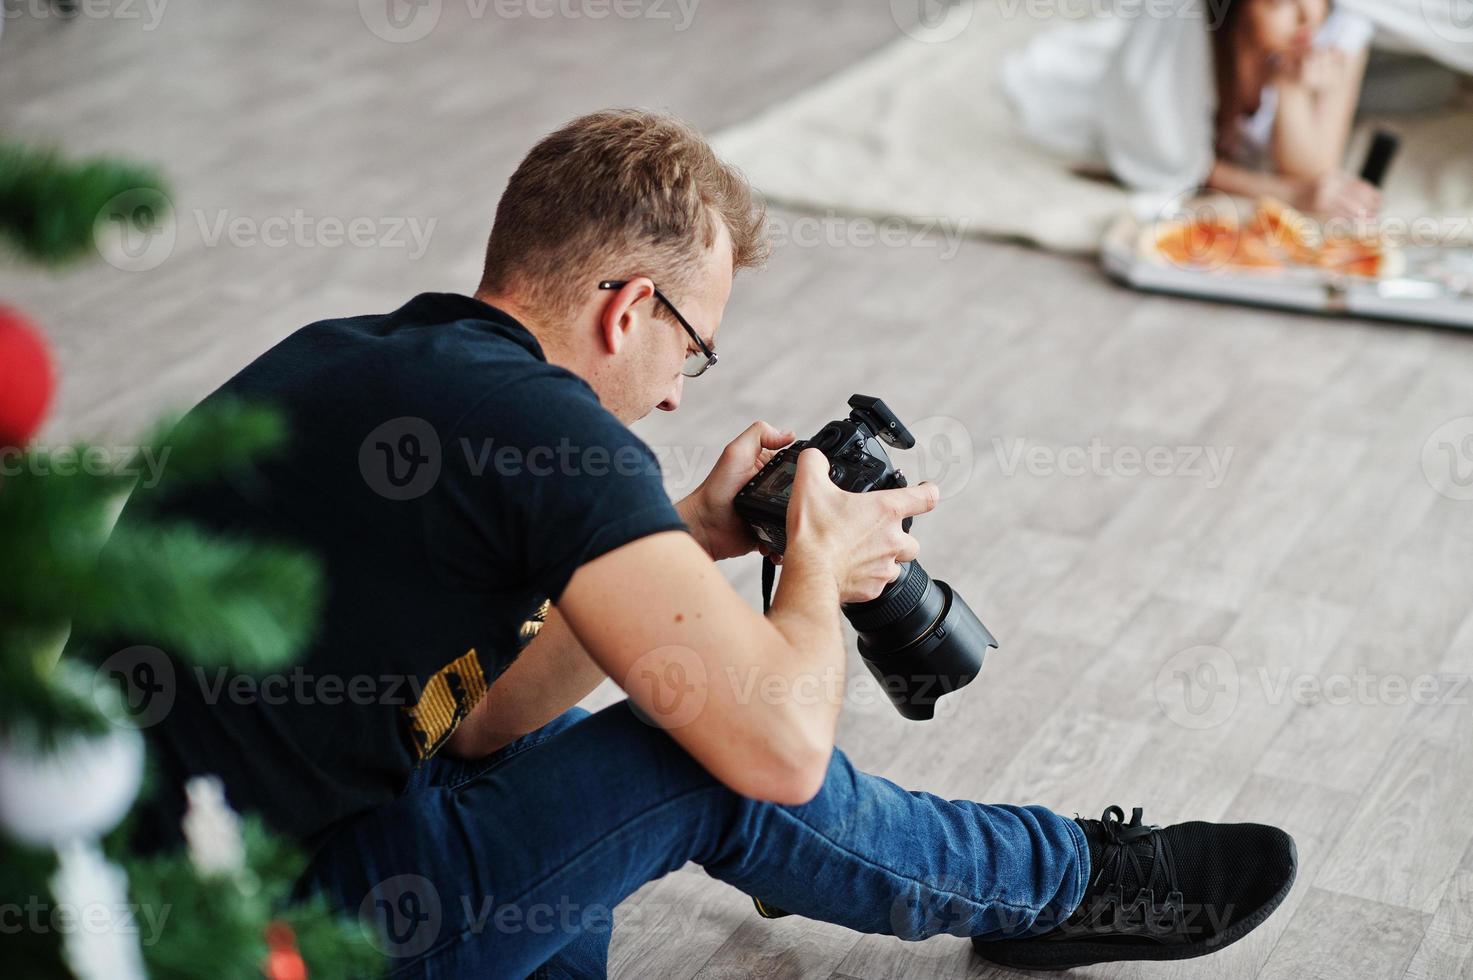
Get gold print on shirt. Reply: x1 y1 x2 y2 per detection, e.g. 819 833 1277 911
518 598 551 648
403 648 489 761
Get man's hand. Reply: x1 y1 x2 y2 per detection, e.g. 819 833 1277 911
677 420 795 561
785 448 937 604
443 605 605 760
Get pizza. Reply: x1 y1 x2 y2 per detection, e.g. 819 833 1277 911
1146 197 1388 279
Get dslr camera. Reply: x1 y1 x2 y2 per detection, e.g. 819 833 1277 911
733 394 996 721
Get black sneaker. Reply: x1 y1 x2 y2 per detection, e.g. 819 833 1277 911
971 805 1297 971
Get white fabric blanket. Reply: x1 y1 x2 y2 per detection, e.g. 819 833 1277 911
713 1 1473 255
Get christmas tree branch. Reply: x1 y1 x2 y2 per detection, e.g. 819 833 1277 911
0 140 167 266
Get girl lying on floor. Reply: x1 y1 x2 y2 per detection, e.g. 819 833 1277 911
1003 0 1381 218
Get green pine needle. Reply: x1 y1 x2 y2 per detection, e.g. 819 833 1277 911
133 398 288 497
0 140 168 266
124 817 382 980
82 522 322 669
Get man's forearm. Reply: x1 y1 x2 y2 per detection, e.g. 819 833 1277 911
761 552 848 753
443 606 605 759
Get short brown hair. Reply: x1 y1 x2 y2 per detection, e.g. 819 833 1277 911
479 109 768 323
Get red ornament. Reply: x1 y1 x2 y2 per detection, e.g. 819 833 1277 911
263 922 308 980
0 306 55 448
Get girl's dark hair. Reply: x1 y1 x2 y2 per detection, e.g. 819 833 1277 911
1210 0 1250 158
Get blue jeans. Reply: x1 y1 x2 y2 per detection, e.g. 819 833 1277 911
300 700 1088 979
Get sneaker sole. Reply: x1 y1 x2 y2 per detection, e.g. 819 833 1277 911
973 834 1298 971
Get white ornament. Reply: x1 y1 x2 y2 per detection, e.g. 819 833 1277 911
50 840 148 980
182 775 245 876
0 728 144 846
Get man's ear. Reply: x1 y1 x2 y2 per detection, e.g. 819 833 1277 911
597 278 656 356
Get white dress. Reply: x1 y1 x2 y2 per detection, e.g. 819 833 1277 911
1000 1 1376 192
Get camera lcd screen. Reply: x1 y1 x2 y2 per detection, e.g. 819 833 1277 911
756 458 799 501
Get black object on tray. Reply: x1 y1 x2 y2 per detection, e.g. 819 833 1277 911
1360 129 1400 188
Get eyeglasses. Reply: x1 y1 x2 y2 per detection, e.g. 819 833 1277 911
598 279 718 378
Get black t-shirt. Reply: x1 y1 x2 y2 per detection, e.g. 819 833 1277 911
112 293 687 847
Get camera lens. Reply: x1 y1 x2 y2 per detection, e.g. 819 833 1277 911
843 561 996 720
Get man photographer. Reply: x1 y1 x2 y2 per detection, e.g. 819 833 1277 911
127 109 1297 977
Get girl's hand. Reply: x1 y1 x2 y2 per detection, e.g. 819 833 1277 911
1276 47 1350 94
1290 170 1381 219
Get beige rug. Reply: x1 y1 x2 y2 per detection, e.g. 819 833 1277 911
713 3 1473 255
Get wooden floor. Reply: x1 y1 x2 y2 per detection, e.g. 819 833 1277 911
5 3 1471 978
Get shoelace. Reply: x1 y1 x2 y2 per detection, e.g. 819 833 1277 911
1069 806 1185 940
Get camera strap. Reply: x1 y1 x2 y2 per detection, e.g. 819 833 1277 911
752 553 797 922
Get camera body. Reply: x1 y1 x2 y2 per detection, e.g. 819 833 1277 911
734 394 914 556
733 394 996 723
